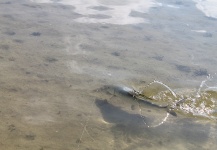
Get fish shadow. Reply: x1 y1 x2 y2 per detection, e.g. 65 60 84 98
95 98 153 148
95 98 212 149
95 99 149 129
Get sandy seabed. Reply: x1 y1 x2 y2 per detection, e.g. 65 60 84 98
0 0 217 149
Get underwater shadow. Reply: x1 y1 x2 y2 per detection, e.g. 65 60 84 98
95 98 213 149
95 99 149 129
95 98 151 148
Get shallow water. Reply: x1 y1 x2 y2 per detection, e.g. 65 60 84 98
0 0 217 149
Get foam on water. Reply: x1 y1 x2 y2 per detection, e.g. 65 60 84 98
197 73 217 95
128 75 217 120
151 80 177 98
169 77 217 119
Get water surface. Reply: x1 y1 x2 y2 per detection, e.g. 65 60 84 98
0 0 217 149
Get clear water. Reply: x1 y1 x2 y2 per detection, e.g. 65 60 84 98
0 0 217 149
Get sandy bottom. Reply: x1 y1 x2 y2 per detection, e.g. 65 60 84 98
0 0 217 149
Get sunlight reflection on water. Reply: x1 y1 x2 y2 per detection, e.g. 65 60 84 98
193 0 217 19
30 0 160 24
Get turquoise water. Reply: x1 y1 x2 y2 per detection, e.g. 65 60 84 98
0 0 217 149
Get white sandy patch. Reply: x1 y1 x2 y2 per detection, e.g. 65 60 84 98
30 0 160 24
24 115 55 125
64 37 87 55
67 60 84 74
166 4 180 8
23 97 56 125
191 30 207 33
193 0 217 18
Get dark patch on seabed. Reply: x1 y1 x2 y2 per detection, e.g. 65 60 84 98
30 32 41 36
45 57 58 63
4 31 16 36
88 14 112 19
0 1 11 4
151 55 164 61
89 6 112 11
193 69 208 76
13 39 24 43
175 64 209 76
111 51 120 56
0 44 10 50
176 64 191 73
